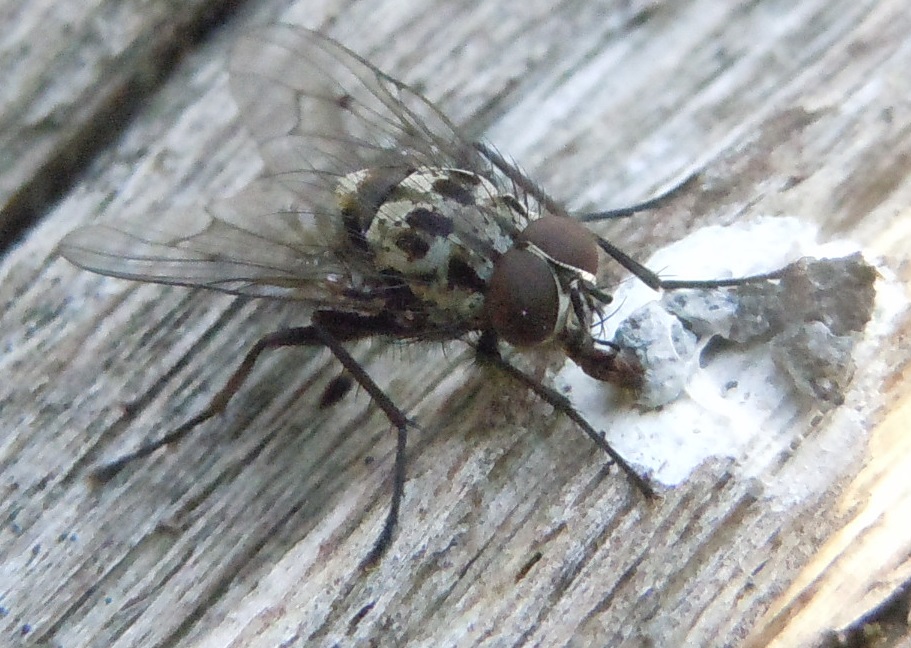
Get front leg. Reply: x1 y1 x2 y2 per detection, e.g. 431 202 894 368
473 331 656 498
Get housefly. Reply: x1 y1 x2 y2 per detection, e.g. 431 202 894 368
60 25 802 565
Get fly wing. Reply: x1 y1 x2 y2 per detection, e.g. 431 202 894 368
59 177 383 309
228 25 494 221
60 25 516 309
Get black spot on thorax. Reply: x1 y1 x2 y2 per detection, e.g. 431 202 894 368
395 231 431 261
406 208 454 236
432 177 476 206
447 257 486 293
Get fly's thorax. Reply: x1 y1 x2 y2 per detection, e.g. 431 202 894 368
338 167 535 322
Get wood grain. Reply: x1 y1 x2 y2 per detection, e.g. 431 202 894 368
0 0 249 242
2 0 910 646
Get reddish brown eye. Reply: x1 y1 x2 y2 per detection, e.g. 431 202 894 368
486 248 559 347
519 216 598 275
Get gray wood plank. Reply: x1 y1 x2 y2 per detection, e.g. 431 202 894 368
2 0 910 646
0 0 248 241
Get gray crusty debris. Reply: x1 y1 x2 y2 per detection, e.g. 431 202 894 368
616 253 877 409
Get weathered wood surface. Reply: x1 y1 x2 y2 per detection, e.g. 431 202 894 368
2 0 910 646
0 0 250 243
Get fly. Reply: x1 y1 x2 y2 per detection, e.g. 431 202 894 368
60 25 805 566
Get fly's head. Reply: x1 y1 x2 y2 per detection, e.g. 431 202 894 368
485 216 644 389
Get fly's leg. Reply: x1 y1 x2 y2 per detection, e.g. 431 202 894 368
308 316 412 568
91 326 325 481
476 140 698 221
593 234 791 292
577 173 700 221
474 331 656 499
573 179 793 291
93 310 414 567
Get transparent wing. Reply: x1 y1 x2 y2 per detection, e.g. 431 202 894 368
228 25 493 216
59 25 510 307
59 178 383 309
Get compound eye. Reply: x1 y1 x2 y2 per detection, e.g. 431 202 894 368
486 248 559 347
519 216 599 276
